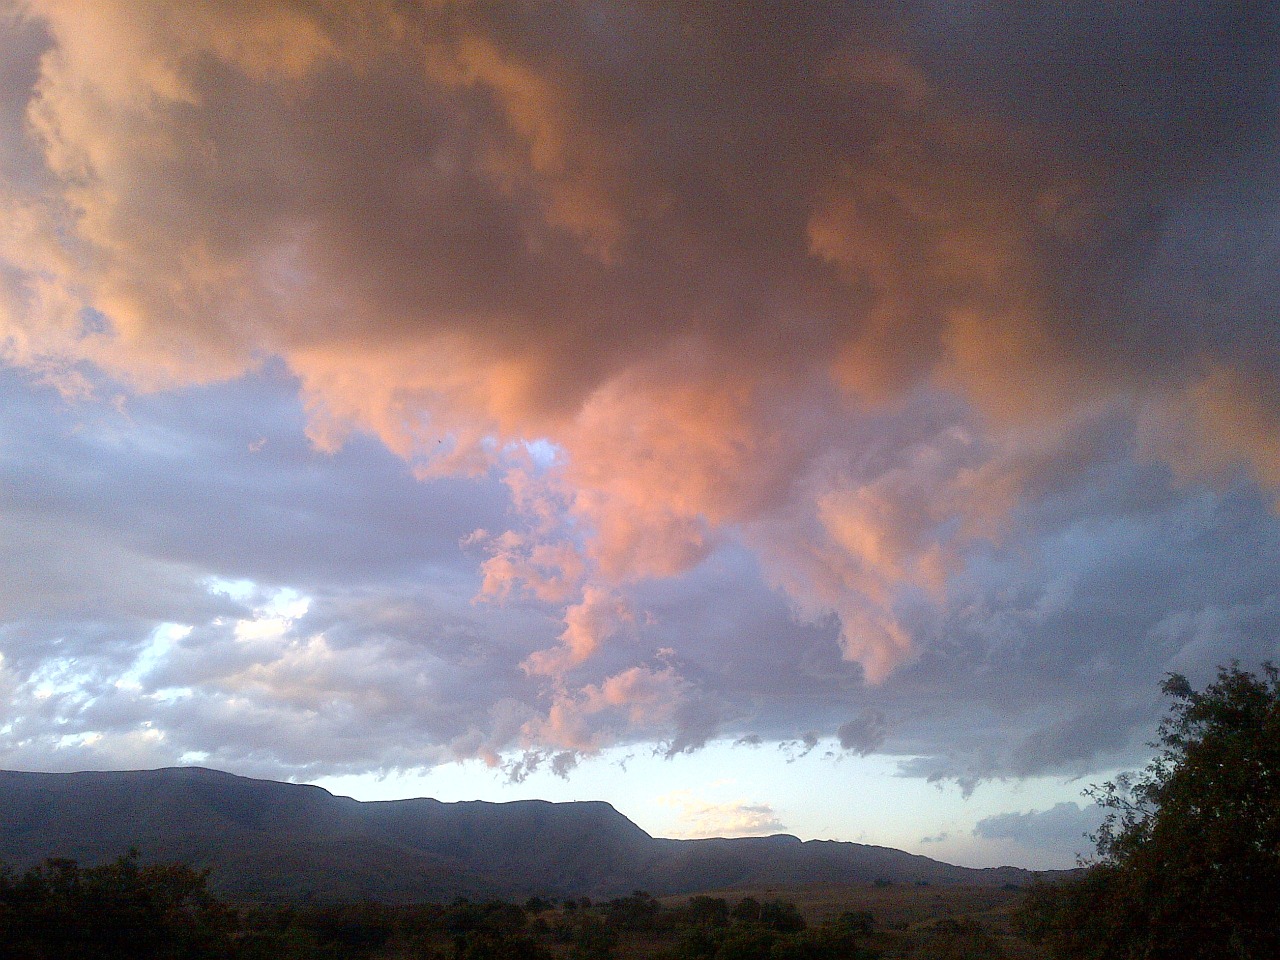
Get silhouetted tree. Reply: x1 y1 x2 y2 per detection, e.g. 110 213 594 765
711 925 776 960
605 889 660 931
1017 662 1280 959
811 910 877 959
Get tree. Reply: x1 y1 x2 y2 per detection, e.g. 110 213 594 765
1017 662 1280 959
684 895 729 928
757 899 805 934
0 851 236 960
729 897 760 924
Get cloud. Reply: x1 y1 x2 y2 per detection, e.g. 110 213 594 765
778 732 821 763
523 664 701 760
659 790 787 839
974 802 1106 863
838 710 889 756
3 0 1277 690
0 360 1277 792
0 3 1278 796
523 586 633 677
0 583 528 777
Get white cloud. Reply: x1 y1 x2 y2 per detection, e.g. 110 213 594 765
658 790 787 839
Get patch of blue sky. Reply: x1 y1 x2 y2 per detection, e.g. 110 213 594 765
76 307 112 337
523 438 561 469
116 622 192 692
205 577 258 601
27 657 94 701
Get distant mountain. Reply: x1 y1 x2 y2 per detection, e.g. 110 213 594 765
0 767 1060 902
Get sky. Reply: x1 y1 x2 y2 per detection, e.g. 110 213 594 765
1 1 1278 871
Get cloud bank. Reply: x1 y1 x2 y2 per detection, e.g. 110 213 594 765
1 1 1278 791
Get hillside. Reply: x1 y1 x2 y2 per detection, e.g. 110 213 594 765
0 767 1058 902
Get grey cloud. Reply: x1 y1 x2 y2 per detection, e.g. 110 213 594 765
0 366 551 776
663 697 723 758
574 410 1277 786
0 594 531 779
0 362 747 775
549 752 579 779
0 506 242 638
2 361 1278 786
502 748 582 784
1009 708 1149 778
627 407 1279 786
910 2 1280 170
0 8 50 184
974 802 1106 863
777 732 821 764
838 710 888 756
0 368 510 592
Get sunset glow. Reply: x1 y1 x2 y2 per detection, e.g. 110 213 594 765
2 1 1277 868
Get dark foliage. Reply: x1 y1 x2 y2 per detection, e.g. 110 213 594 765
1 850 1028 959
604 889 661 931
683 895 731 928
570 914 620 960
0 851 236 960
664 896 875 960
1016 662 1280 959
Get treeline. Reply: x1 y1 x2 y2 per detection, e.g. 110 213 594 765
0 853 1015 960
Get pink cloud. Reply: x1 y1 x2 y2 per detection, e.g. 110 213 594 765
2 0 1275 706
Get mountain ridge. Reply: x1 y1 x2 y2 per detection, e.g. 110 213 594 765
0 766 1066 902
